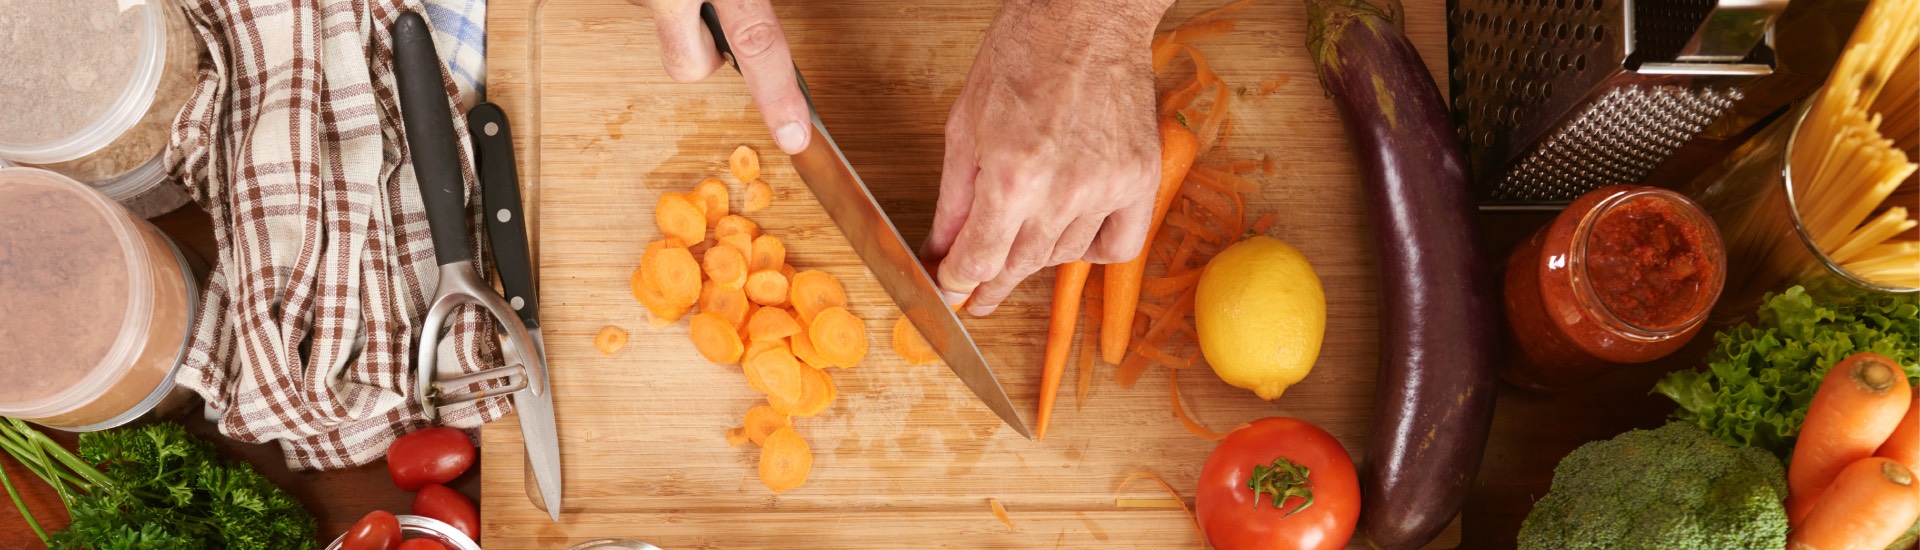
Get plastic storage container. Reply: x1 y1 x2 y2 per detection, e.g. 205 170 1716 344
0 168 197 431
0 0 201 218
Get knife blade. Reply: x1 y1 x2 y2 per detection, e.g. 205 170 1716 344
467 101 565 520
698 4 1030 439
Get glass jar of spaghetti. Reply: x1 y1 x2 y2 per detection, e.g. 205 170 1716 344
1501 185 1726 393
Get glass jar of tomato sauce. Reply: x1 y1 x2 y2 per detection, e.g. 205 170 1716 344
1501 185 1726 393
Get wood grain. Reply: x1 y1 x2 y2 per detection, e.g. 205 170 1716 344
479 0 1460 547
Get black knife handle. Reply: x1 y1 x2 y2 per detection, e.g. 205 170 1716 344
468 103 541 329
394 12 473 266
699 3 740 74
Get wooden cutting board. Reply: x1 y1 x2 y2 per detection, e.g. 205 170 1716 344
479 0 1461 547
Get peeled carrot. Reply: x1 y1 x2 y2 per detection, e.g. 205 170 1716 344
809 306 870 367
891 315 939 366
744 405 791 446
1877 394 1920 474
1103 118 1200 363
1037 260 1092 440
748 306 803 342
789 270 848 325
594 326 629 355
655 192 708 244
700 280 751 329
745 345 805 402
715 214 760 240
703 245 749 290
1788 352 1914 525
1077 272 1103 411
745 179 773 212
758 427 812 493
745 270 791 306
730 144 761 183
1789 458 1920 550
1141 271 1202 299
790 321 833 369
693 177 730 227
689 312 745 365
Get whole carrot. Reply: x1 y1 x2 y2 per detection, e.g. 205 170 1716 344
1787 352 1914 526
1036 260 1093 440
1877 394 1920 475
1103 118 1200 364
1788 458 1920 550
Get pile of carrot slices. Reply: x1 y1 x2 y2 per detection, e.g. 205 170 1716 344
632 145 869 493
1038 1 1283 442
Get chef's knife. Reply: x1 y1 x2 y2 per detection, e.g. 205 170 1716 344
698 4 1030 439
393 12 564 521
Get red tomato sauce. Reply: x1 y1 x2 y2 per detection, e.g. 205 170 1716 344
1584 195 1719 330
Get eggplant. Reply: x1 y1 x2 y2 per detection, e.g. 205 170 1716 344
1302 0 1499 548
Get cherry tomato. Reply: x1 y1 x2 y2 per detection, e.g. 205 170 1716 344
388 427 476 491
341 510 403 550
1195 417 1360 550
412 484 480 542
396 539 450 550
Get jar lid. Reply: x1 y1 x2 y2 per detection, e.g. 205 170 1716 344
0 168 157 415
0 0 173 164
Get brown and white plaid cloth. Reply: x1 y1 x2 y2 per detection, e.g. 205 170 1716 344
169 0 509 470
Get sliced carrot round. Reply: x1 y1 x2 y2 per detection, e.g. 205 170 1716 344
689 312 744 365
793 366 837 417
719 233 754 262
693 177 730 227
742 339 786 393
745 270 791 307
779 263 797 282
702 245 749 290
750 234 786 272
745 179 773 212
730 144 762 184
748 306 803 342
699 280 751 329
809 306 870 367
632 266 688 325
745 345 804 401
892 316 939 365
744 405 792 446
640 239 701 308
594 326 629 355
725 427 750 447
758 427 812 493
715 215 760 240
655 192 707 244
789 270 848 325
789 321 833 369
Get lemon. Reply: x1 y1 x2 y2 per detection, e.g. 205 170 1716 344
1195 235 1326 401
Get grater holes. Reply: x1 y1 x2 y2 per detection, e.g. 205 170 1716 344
1555 22 1569 41
1575 54 1587 71
1591 24 1606 42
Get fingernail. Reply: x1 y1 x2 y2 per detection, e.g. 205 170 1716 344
940 289 969 306
967 302 996 317
774 122 808 154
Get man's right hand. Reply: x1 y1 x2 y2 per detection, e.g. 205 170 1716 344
631 0 812 155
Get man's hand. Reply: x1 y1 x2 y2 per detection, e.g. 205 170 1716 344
925 0 1174 317
631 0 812 154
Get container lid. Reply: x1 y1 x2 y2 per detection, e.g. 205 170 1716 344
0 168 157 415
0 0 172 164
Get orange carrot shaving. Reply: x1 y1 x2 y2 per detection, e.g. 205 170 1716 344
1261 155 1276 174
750 234 786 272
1250 213 1278 234
1134 342 1195 369
693 177 730 227
789 270 848 324
1117 287 1198 387
809 306 870 367
790 321 833 369
748 306 803 342
744 405 792 446
745 179 773 212
1169 18 1236 44
1115 472 1203 541
1142 271 1202 299
725 427 749 447
1151 38 1185 74
745 270 791 306
690 312 746 364
703 245 749 290
1167 232 1201 275
715 214 760 240
594 326 629 355
655 192 708 244
729 144 761 183
988 498 1019 531
745 345 805 402
1160 75 1208 118
1255 76 1290 96
757 427 812 493
1170 370 1228 441
891 315 939 365
1181 0 1254 28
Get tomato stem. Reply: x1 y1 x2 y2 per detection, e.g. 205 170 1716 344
1248 457 1315 518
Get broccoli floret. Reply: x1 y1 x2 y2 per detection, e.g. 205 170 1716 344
1518 422 1788 550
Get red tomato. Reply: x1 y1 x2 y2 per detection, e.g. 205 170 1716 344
412 484 480 542
1195 417 1360 550
396 539 450 550
341 510 403 550
388 427 476 491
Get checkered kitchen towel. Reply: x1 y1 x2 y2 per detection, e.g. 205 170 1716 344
168 0 507 470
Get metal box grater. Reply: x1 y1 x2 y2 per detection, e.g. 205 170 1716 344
1449 0 1786 207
